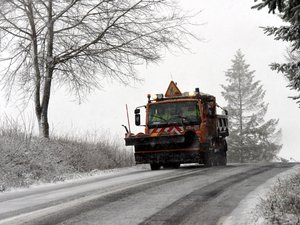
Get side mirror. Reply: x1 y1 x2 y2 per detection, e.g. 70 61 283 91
135 114 141 126
206 101 216 118
134 108 140 114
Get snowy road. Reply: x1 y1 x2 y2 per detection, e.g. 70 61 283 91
0 163 296 225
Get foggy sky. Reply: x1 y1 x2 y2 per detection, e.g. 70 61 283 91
1 0 299 161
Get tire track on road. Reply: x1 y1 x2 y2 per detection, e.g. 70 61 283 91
0 167 215 225
138 163 294 225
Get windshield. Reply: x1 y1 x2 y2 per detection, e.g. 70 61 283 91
148 101 200 128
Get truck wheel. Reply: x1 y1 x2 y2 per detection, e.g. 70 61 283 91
218 151 227 166
218 140 227 166
150 163 161 170
171 163 180 169
162 163 171 169
162 163 180 169
204 152 214 167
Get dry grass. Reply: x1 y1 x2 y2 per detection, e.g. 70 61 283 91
258 174 300 225
0 118 134 192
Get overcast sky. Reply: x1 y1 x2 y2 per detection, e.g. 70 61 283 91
1 0 299 161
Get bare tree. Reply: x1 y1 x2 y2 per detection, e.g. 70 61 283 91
0 0 197 138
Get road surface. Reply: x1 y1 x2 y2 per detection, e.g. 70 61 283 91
0 163 295 225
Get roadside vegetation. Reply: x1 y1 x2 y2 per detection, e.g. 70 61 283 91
0 117 134 192
258 173 300 225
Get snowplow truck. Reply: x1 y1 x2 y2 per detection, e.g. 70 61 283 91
124 81 229 170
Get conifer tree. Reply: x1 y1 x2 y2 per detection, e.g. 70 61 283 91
221 50 282 162
252 0 300 106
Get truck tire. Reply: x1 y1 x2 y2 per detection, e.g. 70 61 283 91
150 163 161 170
162 163 180 169
218 151 227 166
204 151 214 167
218 139 227 166
172 163 180 169
204 150 226 167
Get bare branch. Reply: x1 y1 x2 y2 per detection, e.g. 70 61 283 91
0 0 199 137
52 0 81 23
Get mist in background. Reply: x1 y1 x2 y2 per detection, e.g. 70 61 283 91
1 0 298 161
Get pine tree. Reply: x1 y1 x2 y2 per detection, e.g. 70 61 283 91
252 0 300 106
221 50 282 162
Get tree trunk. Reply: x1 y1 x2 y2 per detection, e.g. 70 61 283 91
36 75 52 139
37 0 54 139
39 73 53 138
37 0 54 138
27 1 46 138
38 114 50 138
238 75 244 163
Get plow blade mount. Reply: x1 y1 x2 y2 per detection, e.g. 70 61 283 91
125 135 185 146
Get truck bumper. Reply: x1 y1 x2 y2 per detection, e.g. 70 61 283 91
134 143 210 164
125 134 209 164
125 134 185 146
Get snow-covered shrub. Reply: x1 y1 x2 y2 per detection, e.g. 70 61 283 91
0 119 134 191
0 134 74 191
53 132 134 171
258 174 300 225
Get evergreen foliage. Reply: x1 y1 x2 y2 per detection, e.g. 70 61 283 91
252 0 300 105
221 50 282 162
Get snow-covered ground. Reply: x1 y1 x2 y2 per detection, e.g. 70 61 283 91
1 164 150 194
219 164 300 225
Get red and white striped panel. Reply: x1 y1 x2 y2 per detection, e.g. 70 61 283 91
150 126 183 135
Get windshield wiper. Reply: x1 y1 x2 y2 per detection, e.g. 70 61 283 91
151 114 168 122
151 115 196 126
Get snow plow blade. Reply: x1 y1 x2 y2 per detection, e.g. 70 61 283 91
125 135 185 146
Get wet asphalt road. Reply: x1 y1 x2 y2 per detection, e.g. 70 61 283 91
0 163 295 225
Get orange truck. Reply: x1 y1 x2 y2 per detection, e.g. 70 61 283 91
124 81 229 170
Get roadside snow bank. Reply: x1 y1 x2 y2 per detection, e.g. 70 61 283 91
1 164 149 194
219 164 300 225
